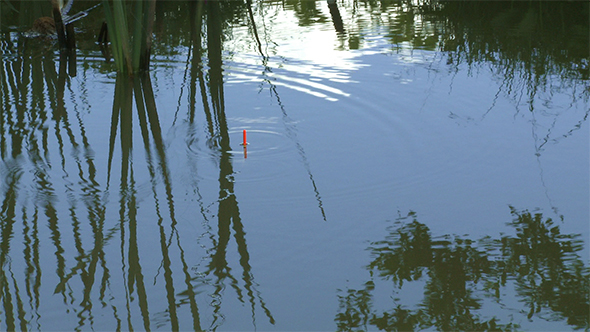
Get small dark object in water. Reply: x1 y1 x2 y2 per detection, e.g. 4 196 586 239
32 17 56 35
98 21 108 44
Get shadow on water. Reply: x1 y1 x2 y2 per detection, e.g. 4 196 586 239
335 208 589 331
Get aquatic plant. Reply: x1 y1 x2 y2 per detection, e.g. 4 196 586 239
101 0 155 73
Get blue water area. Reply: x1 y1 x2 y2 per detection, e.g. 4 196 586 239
0 0 588 330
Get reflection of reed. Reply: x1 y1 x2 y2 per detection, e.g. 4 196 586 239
108 72 206 330
0 33 210 328
186 1 275 328
0 34 106 329
0 167 27 332
431 2 589 122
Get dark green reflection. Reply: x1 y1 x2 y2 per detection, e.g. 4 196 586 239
321 0 589 108
108 71 211 331
336 208 589 331
187 1 275 329
0 29 102 330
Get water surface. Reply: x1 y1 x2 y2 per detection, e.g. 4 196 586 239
0 1 588 331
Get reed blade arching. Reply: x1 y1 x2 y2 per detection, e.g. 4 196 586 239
102 0 155 73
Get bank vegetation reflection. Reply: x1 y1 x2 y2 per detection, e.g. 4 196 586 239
335 208 589 331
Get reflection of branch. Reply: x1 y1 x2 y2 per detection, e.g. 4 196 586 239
245 0 327 221
137 73 177 227
23 203 42 331
106 76 126 185
187 0 214 137
273 86 327 222
156 202 180 331
545 107 589 147
107 75 152 331
134 72 187 329
246 0 264 59
183 2 218 288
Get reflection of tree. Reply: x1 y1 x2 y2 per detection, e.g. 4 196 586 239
431 1 589 144
286 0 329 27
315 0 589 131
496 207 589 328
336 209 589 331
435 1 588 77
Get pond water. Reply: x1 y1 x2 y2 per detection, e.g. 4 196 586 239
1 1 589 331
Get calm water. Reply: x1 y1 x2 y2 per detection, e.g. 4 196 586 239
1 1 589 331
